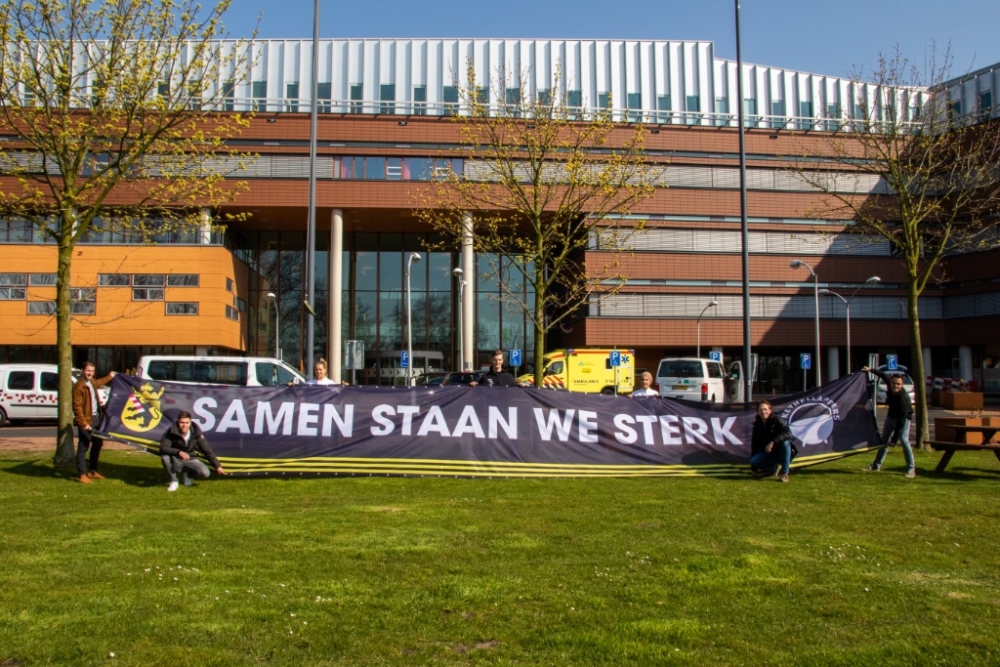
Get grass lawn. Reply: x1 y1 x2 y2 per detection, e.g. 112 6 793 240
1 446 999 666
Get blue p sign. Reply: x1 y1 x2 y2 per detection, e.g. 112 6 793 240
509 349 522 367
800 353 811 370
709 351 722 362
609 350 621 367
400 350 409 369
887 354 898 370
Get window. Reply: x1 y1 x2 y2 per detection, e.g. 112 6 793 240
538 89 551 105
656 360 704 379
0 273 27 286
715 98 728 126
157 81 170 100
685 95 701 125
507 88 521 105
233 296 246 312
71 302 96 315
223 80 235 112
317 82 331 113
166 302 199 315
225 304 239 321
771 100 786 129
350 84 363 114
7 371 34 390
252 80 267 111
132 274 164 286
477 86 489 104
167 274 199 287
626 92 641 122
386 157 403 181
657 94 671 123
949 100 962 118
257 362 300 386
0 287 26 300
567 90 582 109
980 91 993 115
443 85 459 115
133 288 164 301
29 274 57 286
365 156 386 180
799 101 814 130
413 85 427 115
285 82 299 112
543 361 564 375
70 288 96 301
41 372 58 392
226 277 234 292
27 301 56 314
148 360 248 386
827 103 840 118
707 363 724 379
379 83 395 115
99 274 131 286
598 92 610 110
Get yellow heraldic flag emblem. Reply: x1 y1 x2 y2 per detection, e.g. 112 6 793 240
120 382 166 433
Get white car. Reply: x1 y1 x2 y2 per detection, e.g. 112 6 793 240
655 357 728 403
136 355 305 387
0 364 110 427
873 366 916 405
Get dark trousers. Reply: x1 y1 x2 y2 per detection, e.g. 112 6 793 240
76 426 103 476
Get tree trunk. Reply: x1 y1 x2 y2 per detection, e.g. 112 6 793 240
533 287 546 386
906 273 931 451
53 226 76 467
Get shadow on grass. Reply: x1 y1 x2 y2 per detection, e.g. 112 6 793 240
1 455 166 488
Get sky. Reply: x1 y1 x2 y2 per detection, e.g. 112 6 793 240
220 0 999 81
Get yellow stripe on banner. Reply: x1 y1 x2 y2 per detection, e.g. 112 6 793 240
213 454 737 470
212 465 739 478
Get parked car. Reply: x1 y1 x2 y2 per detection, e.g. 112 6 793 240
0 364 109 427
655 357 744 403
415 372 448 386
441 371 481 387
873 365 916 405
136 355 305 387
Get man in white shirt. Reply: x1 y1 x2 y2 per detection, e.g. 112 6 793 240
630 371 659 398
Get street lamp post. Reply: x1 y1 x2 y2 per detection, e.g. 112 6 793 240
406 252 422 386
452 267 465 372
303 0 320 379
790 260 821 387
820 276 880 373
734 0 752 401
267 292 279 360
696 300 718 358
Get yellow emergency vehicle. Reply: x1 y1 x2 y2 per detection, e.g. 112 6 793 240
517 348 635 394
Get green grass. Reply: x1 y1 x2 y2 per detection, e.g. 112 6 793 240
1 447 999 666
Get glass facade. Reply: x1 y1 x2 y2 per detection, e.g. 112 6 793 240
241 230 536 381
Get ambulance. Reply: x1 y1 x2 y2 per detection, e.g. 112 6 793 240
517 348 634 394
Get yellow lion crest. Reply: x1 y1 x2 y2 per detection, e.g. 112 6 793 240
120 382 165 433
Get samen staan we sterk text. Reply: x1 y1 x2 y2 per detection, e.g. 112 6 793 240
189 398 744 446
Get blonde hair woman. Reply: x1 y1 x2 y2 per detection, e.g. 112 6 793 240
307 359 336 385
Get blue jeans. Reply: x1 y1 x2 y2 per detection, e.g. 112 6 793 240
750 440 793 475
872 417 915 471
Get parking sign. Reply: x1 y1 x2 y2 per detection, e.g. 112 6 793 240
800 353 811 370
400 350 409 369
609 350 621 367
709 351 722 362
887 354 898 370
509 349 522 367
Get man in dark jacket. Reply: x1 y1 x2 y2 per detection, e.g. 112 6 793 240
861 367 915 478
750 400 797 482
469 350 522 387
159 411 227 492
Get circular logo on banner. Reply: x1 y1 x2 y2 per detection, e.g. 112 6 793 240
781 397 841 445
120 382 166 433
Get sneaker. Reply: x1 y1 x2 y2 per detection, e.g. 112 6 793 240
167 481 179 492
779 473 789 483
905 469 916 479
862 465 880 472
182 474 192 487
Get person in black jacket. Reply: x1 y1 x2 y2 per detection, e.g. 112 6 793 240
159 411 227 492
861 367 916 478
469 350 523 387
750 400 797 482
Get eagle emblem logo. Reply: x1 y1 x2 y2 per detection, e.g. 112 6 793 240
120 382 166 433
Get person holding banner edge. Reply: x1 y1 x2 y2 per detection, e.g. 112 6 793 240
750 400 797 482
861 366 916 478
159 411 227 492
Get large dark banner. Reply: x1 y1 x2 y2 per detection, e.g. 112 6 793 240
96 373 878 477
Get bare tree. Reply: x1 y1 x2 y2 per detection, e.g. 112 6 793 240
418 65 659 384
0 0 256 465
794 46 1000 449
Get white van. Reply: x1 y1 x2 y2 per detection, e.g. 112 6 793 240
655 357 744 403
0 364 110 426
136 355 306 387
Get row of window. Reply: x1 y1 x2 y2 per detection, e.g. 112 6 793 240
99 273 200 287
18 301 204 315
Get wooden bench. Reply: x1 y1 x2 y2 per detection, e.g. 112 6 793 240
928 441 1000 473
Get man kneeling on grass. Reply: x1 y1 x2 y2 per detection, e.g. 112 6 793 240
750 400 797 483
159 411 227 492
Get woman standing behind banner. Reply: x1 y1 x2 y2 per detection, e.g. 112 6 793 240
750 400 797 482
307 359 337 385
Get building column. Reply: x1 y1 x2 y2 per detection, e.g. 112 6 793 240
959 346 973 381
461 211 474 371
329 209 343 383
827 347 840 382
198 207 212 244
922 347 932 379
